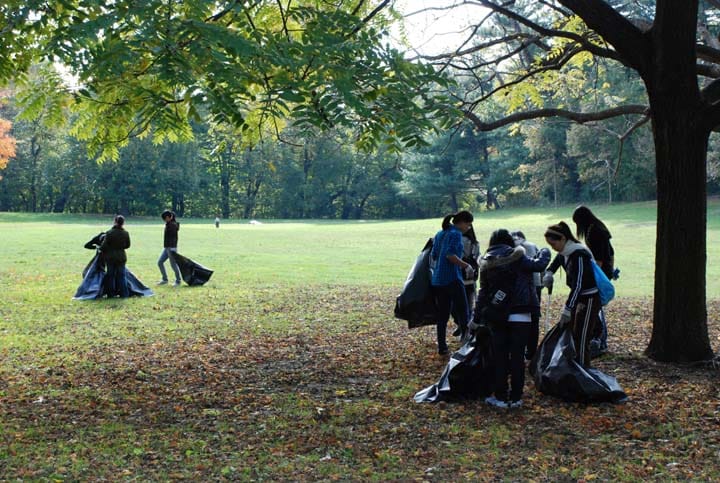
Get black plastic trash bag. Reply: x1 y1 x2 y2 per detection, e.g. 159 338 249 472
169 251 214 286
394 239 439 329
414 327 494 403
73 253 154 300
529 323 627 403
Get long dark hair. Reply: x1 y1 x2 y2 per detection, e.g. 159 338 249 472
441 210 474 230
572 205 610 240
488 228 514 248
544 221 579 243
464 226 478 244
113 214 125 229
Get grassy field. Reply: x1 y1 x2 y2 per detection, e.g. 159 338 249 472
1 201 719 481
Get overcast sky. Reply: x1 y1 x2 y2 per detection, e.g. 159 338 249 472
390 0 484 56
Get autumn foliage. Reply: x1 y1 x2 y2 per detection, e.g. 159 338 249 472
0 117 16 170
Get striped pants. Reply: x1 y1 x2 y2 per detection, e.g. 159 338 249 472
570 293 601 367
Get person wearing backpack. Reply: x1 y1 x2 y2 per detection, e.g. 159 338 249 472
572 205 614 356
430 211 476 356
470 229 550 409
543 222 601 367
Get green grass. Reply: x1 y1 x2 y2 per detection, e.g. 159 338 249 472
1 200 719 481
1 199 719 295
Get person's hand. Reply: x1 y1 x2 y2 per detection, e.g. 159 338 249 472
542 271 554 289
558 308 571 327
464 264 475 279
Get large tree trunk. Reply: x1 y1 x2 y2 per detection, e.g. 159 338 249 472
644 0 713 362
645 98 713 362
646 112 712 361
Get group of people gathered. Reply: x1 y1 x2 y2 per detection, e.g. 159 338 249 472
429 205 615 408
78 210 183 298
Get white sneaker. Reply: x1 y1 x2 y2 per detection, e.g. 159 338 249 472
484 396 508 409
509 400 523 409
156 280 168 285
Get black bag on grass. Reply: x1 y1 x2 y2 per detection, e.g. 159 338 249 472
73 252 154 300
169 251 214 286
414 326 494 403
529 322 627 403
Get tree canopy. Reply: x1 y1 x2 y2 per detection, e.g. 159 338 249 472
0 0 456 160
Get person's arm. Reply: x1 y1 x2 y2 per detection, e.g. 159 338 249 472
564 254 588 313
547 252 562 273
445 231 472 270
519 247 550 272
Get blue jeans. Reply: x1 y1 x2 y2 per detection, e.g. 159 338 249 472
491 322 531 402
105 263 129 298
433 280 468 353
158 248 181 283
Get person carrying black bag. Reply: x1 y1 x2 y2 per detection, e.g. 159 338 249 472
469 229 550 409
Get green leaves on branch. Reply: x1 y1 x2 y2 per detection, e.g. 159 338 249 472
1 1 458 160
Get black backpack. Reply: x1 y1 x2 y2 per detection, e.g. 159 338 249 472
478 264 516 326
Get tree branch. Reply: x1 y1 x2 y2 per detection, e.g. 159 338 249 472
464 105 649 131
556 0 651 73
476 0 627 65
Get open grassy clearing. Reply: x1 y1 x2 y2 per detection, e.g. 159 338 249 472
1 201 719 480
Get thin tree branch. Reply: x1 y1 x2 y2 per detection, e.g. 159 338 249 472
464 105 649 131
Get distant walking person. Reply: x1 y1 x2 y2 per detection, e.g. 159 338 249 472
157 210 181 286
215 216 220 228
100 215 131 298
572 205 615 356
431 211 476 355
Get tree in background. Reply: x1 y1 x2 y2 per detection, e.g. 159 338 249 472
418 0 716 362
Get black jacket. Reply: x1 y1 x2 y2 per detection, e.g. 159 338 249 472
100 227 130 265
163 220 179 248
585 224 614 279
476 245 550 318
557 242 598 312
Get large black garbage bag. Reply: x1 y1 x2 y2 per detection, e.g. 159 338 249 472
395 239 439 329
73 253 107 300
529 323 626 403
169 251 214 286
414 327 494 403
73 253 154 300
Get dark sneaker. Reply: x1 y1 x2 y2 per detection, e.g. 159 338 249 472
156 280 168 285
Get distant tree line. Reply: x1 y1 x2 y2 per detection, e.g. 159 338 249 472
1 62 719 219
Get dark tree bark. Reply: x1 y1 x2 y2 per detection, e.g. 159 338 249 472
641 1 713 361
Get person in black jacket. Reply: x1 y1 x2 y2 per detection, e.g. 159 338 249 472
100 215 131 298
470 229 550 409
572 205 615 355
543 222 601 367
157 210 181 286
572 205 615 279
